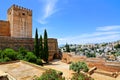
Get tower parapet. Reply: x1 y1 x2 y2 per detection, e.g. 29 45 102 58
8 4 32 16
7 4 32 38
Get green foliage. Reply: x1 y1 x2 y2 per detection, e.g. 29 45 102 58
34 28 39 57
115 51 120 56
43 29 49 63
17 47 27 60
0 48 43 65
18 47 27 56
70 48 76 52
114 44 120 48
0 57 11 62
69 61 89 73
25 52 37 63
0 50 3 58
17 53 24 60
36 58 43 65
39 35 43 59
3 57 11 62
101 43 108 47
71 73 94 80
65 43 70 52
86 53 96 58
36 69 65 80
3 48 17 60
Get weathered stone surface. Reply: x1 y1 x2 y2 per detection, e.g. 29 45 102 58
7 4 32 38
0 36 58 61
0 21 10 36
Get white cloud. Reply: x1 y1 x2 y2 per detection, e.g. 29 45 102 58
38 20 47 24
38 0 59 24
58 26 120 45
96 26 120 31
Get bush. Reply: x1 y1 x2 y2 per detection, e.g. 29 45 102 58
0 50 2 58
36 58 43 65
0 48 43 66
2 48 17 60
71 73 94 80
18 47 27 56
3 57 11 62
69 61 89 73
36 69 65 80
25 52 37 63
17 53 24 60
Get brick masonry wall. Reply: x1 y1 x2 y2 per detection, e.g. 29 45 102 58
0 21 10 36
0 36 58 61
7 5 32 38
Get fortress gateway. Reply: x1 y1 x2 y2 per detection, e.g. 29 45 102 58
0 4 58 60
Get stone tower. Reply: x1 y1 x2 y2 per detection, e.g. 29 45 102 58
7 4 32 38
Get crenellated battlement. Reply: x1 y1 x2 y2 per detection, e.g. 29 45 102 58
13 4 32 12
7 4 32 38
7 4 32 14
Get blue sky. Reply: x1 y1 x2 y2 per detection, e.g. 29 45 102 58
1 0 120 45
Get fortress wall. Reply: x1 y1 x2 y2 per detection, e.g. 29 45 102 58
0 36 34 51
0 36 58 61
0 21 10 36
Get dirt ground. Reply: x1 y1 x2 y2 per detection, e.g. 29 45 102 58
44 59 120 80
44 59 74 80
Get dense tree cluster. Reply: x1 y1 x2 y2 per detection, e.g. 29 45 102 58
34 29 49 63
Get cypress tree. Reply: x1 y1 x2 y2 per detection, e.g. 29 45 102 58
44 29 49 63
39 35 43 59
34 28 39 57
65 43 70 52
